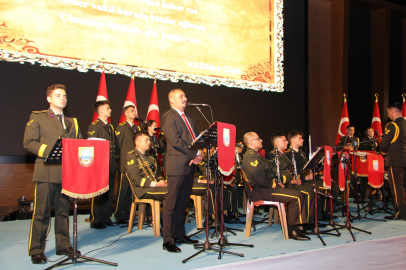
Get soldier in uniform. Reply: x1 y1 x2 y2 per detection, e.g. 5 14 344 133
381 102 406 220
87 100 119 229
242 132 310 240
337 125 359 151
114 105 141 224
267 134 315 227
24 84 82 264
126 131 167 200
359 127 380 152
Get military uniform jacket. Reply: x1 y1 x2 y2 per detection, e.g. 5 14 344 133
338 136 359 150
267 150 293 185
285 148 309 179
161 108 199 176
23 108 82 183
381 117 406 167
115 121 140 172
242 148 277 201
359 137 379 152
125 149 165 198
88 119 119 172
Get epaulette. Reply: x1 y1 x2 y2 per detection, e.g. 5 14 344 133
270 149 276 154
248 149 254 154
285 148 292 153
127 149 136 154
119 122 127 126
32 110 47 114
91 120 99 125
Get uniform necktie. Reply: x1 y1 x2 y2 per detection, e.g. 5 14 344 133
181 114 196 140
56 114 64 129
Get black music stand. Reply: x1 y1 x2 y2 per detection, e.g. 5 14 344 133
182 123 248 264
44 138 117 270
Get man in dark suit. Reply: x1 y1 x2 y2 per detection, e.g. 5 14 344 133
87 100 120 229
381 102 406 220
114 105 141 224
24 84 83 264
161 88 204 252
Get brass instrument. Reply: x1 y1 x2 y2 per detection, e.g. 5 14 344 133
234 148 250 184
275 146 282 185
135 148 157 182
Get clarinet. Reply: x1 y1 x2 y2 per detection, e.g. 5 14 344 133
291 148 298 180
275 146 281 185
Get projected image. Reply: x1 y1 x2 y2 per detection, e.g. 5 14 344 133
0 0 283 91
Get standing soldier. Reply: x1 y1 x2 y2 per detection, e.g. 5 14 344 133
114 105 141 224
381 102 406 220
88 100 119 229
24 84 82 264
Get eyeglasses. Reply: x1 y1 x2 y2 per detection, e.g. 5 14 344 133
250 137 261 141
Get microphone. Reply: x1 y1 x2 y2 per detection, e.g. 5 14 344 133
187 102 209 107
154 127 161 131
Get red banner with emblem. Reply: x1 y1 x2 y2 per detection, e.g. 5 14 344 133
351 151 376 177
217 122 236 176
323 146 333 189
337 151 349 191
367 154 384 188
62 139 109 199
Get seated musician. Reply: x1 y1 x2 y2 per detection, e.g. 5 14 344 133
242 132 310 240
126 131 167 201
337 125 359 151
267 133 316 229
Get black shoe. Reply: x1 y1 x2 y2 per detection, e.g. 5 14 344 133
174 235 199 244
289 230 311 241
115 219 129 225
163 241 181 253
238 212 246 218
384 214 406 221
56 247 81 256
103 219 119 226
31 253 47 264
91 223 107 229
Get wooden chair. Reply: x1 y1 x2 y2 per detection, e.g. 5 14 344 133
245 187 289 240
127 179 162 237
190 195 204 228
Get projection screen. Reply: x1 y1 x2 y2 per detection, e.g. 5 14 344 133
0 0 284 91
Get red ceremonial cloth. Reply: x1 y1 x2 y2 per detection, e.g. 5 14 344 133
258 149 265 157
62 139 109 199
351 151 375 176
323 146 333 189
217 122 236 176
337 152 349 191
367 154 384 188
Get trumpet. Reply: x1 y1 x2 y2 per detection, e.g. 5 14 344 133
135 148 157 182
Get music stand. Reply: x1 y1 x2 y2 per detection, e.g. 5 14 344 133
43 138 117 270
182 122 247 264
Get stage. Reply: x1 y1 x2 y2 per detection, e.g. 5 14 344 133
1 202 405 270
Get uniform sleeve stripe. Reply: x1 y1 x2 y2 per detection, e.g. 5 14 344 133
38 144 47 158
140 178 146 187
391 123 399 144
73 118 79 139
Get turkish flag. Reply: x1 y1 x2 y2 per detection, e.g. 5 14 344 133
119 77 139 125
146 81 160 131
402 98 406 117
335 100 349 145
93 71 110 123
371 100 383 143
61 139 109 199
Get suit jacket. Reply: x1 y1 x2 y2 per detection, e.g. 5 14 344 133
115 121 141 172
381 116 406 167
87 119 119 173
23 108 83 183
161 108 199 176
125 149 165 198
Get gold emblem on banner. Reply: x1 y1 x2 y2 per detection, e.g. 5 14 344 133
78 147 94 167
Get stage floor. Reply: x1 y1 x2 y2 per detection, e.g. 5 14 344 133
1 202 405 270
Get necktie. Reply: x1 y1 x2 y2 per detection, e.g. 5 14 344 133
181 114 196 140
56 114 64 129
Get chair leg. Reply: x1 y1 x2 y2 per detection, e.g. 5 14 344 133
195 196 203 229
279 203 289 240
128 202 136 234
245 201 254 237
273 206 279 225
268 206 274 227
152 201 160 237
138 203 146 230
243 191 247 214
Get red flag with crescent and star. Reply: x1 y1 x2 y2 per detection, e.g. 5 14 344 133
335 98 349 145
371 98 383 143
119 77 139 126
93 71 110 123
402 94 406 117
146 81 160 131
